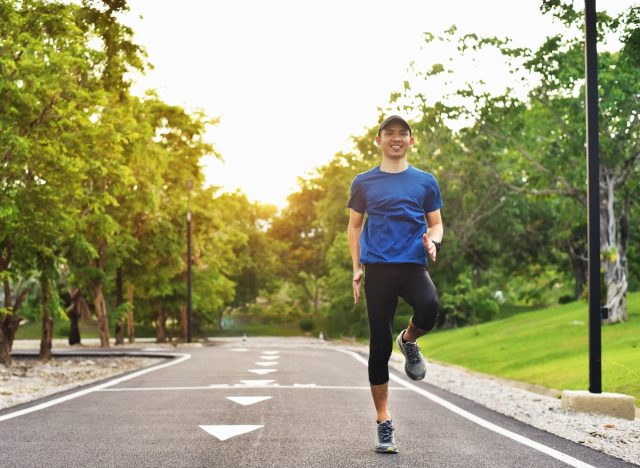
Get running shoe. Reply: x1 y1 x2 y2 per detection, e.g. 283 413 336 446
375 419 398 454
396 329 426 380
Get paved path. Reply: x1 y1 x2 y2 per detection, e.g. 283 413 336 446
0 338 634 467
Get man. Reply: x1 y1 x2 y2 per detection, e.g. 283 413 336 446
347 115 443 454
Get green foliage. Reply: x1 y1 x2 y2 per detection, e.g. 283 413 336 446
4 0 638 350
1 0 278 350
440 271 500 328
298 317 314 332
322 232 368 337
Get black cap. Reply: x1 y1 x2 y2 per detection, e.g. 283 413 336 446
378 115 412 136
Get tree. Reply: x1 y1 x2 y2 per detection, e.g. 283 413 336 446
394 2 639 322
0 0 111 362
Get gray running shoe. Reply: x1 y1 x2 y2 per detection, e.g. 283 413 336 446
396 329 426 380
375 419 398 454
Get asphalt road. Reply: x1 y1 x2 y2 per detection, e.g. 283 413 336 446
0 338 635 468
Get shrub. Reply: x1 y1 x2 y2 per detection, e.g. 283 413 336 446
299 317 314 332
558 294 576 304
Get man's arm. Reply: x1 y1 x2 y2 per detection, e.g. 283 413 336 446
348 209 365 304
423 209 443 262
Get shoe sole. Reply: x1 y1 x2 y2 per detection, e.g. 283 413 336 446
375 447 399 454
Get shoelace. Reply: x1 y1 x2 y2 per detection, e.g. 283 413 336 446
404 341 422 364
378 421 394 443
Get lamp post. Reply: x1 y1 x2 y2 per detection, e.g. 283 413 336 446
584 0 601 394
186 179 193 343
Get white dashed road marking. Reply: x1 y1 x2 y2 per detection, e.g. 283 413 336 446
238 380 275 386
248 369 277 375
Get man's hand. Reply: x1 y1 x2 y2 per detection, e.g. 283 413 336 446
423 233 437 262
353 267 363 304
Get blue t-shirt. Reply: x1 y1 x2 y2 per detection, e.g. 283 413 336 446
347 165 443 265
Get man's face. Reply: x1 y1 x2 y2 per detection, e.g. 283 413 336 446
375 123 414 159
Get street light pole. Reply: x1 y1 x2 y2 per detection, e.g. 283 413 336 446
584 0 601 394
187 179 193 343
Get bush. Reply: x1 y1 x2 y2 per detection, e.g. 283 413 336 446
299 317 314 332
440 271 500 327
558 294 576 304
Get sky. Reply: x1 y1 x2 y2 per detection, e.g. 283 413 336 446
121 0 634 209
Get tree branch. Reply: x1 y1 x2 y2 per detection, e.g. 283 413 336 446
535 94 582 147
484 125 585 205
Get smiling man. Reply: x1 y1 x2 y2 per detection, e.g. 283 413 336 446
347 115 444 454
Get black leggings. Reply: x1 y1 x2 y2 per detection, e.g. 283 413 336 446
364 263 440 385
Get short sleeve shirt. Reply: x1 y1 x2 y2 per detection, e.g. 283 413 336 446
347 165 443 265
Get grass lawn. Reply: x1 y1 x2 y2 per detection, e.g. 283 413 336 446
15 320 101 340
419 292 640 402
14 318 311 341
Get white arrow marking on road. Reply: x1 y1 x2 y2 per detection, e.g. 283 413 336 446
226 396 272 406
238 380 275 386
259 355 280 360
262 351 279 355
255 361 278 367
199 425 263 441
248 369 277 375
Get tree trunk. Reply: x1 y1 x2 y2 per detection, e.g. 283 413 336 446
1 278 15 367
1 278 31 366
601 174 628 323
0 333 12 367
179 304 187 341
114 268 124 345
94 282 110 347
39 276 53 361
114 320 124 345
68 306 81 345
568 243 587 299
156 307 167 343
67 288 86 345
0 313 19 366
127 283 135 344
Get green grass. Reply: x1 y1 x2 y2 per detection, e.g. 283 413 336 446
15 318 312 341
419 292 640 402
15 320 101 340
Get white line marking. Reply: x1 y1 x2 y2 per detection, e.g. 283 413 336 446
262 351 280 355
248 369 277 375
98 384 408 391
0 353 191 422
339 349 596 468
254 362 278 367
199 424 263 441
238 379 275 386
259 356 280 360
227 396 272 406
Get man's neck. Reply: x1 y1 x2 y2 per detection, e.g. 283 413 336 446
380 157 409 173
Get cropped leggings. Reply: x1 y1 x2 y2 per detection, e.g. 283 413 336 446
364 263 440 385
